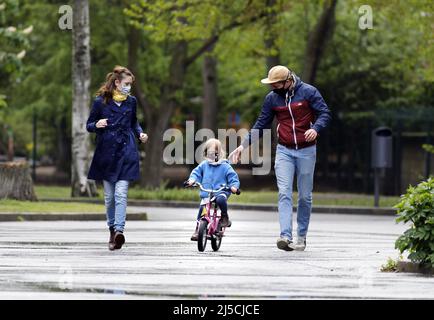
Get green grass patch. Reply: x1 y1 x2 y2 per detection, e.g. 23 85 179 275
33 185 400 207
0 199 105 213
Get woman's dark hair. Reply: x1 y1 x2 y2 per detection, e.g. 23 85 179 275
96 65 135 104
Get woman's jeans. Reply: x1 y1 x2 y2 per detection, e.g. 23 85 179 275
274 144 316 240
103 180 129 232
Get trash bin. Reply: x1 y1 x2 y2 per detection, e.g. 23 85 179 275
371 127 393 168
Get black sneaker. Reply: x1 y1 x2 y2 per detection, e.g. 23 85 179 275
114 231 125 250
108 227 116 251
276 237 295 251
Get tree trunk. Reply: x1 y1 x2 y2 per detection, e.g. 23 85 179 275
129 34 188 188
264 0 280 160
202 49 218 133
141 41 188 188
301 0 338 84
7 128 13 162
56 115 71 177
264 0 280 71
71 0 97 197
0 162 37 200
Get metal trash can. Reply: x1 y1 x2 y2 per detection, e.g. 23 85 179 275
371 127 393 168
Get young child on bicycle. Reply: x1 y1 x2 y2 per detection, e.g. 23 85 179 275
186 138 240 241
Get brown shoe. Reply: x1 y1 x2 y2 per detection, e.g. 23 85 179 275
108 227 116 251
114 231 125 249
191 225 198 241
220 215 232 228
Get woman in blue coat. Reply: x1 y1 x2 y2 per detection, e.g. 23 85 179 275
86 65 148 251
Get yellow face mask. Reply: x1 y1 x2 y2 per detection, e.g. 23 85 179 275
112 89 128 103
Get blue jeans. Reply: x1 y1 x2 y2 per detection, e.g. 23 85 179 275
274 144 316 240
196 194 229 220
103 180 129 232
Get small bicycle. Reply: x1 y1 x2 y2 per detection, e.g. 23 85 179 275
183 181 241 252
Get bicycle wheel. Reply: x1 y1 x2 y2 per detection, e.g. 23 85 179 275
197 219 208 252
211 222 222 252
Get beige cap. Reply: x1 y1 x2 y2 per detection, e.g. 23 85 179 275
261 65 291 84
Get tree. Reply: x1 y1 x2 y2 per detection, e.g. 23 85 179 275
71 0 96 197
126 0 272 187
301 0 338 84
201 45 218 133
0 0 36 201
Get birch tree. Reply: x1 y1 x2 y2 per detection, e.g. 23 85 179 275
71 0 96 196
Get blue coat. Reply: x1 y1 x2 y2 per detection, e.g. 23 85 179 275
189 160 240 199
86 95 143 182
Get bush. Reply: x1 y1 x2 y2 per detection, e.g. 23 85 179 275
395 177 434 267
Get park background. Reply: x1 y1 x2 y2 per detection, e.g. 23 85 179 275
0 0 433 211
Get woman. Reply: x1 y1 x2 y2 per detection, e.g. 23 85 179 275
86 65 148 251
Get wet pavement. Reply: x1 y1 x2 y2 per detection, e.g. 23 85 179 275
0 207 433 299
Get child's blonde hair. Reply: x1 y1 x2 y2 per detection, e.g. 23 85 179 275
203 138 226 160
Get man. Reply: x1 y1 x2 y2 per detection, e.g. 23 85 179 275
229 65 331 251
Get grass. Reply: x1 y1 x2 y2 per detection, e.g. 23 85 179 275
0 199 105 213
33 185 400 208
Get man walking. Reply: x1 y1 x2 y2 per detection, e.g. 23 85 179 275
230 65 331 251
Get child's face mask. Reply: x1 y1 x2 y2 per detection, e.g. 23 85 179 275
205 150 219 163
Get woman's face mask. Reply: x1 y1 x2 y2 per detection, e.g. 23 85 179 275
120 84 131 95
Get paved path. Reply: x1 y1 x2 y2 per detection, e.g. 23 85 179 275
0 207 432 299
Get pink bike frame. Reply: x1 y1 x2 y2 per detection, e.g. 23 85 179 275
201 198 223 237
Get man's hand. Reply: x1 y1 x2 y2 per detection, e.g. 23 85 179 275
230 186 238 194
229 145 244 163
139 133 148 143
96 118 108 128
304 129 317 142
187 179 195 186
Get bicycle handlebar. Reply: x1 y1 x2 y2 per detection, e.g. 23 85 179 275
183 181 241 195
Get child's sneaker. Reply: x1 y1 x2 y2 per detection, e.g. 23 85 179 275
191 224 198 241
295 236 306 251
276 237 295 251
220 215 232 228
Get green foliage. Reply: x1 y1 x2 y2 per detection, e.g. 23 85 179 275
0 0 32 106
32 184 400 207
423 144 434 155
395 177 434 267
380 256 401 272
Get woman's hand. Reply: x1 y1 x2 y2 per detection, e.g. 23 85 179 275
230 186 238 194
139 133 148 143
96 118 108 128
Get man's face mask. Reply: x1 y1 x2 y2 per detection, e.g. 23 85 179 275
272 82 288 96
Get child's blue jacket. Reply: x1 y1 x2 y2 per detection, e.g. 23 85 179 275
189 160 240 199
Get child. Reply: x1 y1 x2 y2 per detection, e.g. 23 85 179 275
86 65 148 251
187 138 240 241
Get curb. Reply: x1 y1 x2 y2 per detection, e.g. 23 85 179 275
38 198 397 216
0 212 148 222
397 261 434 275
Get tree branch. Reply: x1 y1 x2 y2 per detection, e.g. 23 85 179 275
185 11 268 67
127 25 153 121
